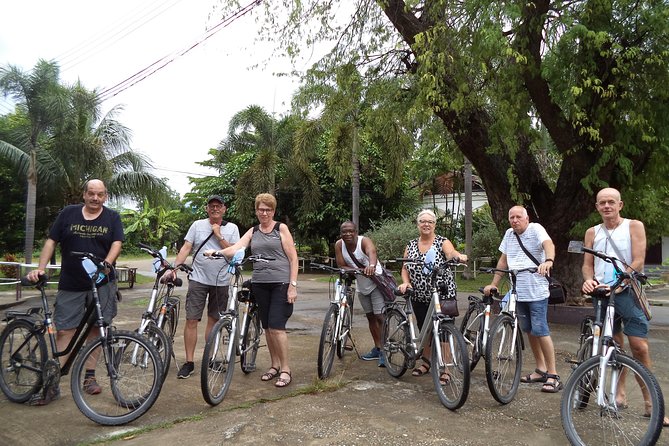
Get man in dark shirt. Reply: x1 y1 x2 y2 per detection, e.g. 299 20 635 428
27 179 124 404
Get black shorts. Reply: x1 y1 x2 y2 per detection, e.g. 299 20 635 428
252 282 293 330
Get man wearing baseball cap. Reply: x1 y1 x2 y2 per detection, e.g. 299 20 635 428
164 195 240 378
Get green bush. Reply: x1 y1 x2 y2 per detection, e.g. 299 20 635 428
364 218 418 265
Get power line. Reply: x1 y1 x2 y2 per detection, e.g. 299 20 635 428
59 0 188 74
97 0 263 102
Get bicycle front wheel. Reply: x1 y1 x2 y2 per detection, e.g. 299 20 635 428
382 308 409 378
201 317 236 406
562 354 664 446
240 308 261 374
336 303 352 359
431 321 470 410
485 314 522 404
317 305 338 379
0 319 47 402
71 330 163 426
460 304 483 372
138 322 171 383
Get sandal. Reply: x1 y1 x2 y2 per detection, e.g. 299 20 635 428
275 370 292 388
541 374 563 393
520 368 548 383
261 366 280 382
439 372 451 386
412 356 431 377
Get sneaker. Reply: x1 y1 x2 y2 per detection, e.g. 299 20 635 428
208 360 226 373
177 361 195 379
378 352 386 368
361 347 380 361
83 377 102 395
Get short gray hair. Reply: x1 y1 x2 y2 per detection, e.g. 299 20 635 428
416 209 437 223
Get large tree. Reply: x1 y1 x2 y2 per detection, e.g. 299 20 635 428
216 0 669 297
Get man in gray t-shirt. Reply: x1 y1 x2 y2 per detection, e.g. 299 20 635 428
164 195 240 379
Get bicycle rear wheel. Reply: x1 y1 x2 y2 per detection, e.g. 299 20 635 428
138 323 171 383
382 308 409 378
161 297 180 340
460 304 483 372
70 330 163 426
431 321 470 410
317 305 338 379
0 319 47 402
201 317 236 406
485 314 522 404
240 308 261 374
561 354 664 446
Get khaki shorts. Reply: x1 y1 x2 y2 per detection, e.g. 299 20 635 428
185 280 229 321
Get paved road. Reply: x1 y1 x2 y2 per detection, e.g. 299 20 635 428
0 260 667 445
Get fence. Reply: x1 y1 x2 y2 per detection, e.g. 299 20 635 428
0 261 61 302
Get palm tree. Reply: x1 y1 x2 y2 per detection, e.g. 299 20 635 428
217 105 319 224
293 63 411 227
0 59 68 263
1 61 170 262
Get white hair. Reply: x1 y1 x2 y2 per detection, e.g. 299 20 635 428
416 209 437 223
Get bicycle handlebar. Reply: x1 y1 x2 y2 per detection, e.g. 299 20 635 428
478 266 538 276
21 274 49 288
310 263 364 275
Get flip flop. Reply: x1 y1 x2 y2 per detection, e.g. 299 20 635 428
261 367 280 381
521 368 548 383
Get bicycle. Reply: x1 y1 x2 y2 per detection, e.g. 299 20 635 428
477 266 536 404
382 258 470 410
561 241 665 446
136 242 192 381
0 252 163 425
200 250 269 406
310 262 362 380
459 286 501 373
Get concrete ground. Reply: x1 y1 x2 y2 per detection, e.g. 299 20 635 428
0 259 667 446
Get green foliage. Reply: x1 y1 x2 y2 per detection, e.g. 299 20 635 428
364 218 418 263
121 200 195 252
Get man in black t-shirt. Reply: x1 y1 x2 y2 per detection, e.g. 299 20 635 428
26 179 124 405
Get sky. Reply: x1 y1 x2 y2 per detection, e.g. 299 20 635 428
0 0 310 197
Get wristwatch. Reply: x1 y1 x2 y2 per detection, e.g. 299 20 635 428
290 280 298 287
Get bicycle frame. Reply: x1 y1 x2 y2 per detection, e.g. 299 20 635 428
394 259 463 369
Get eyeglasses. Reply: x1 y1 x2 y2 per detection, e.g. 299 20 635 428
418 220 436 225
208 204 223 209
256 208 274 214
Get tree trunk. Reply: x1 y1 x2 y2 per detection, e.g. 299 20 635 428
463 159 473 279
351 129 360 228
23 151 37 264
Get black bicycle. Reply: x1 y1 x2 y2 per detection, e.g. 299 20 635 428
0 252 163 425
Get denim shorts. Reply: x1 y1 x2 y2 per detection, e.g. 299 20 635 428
516 299 550 337
613 287 649 338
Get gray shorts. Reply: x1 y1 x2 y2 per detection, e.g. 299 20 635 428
54 282 118 330
358 287 385 315
185 280 229 321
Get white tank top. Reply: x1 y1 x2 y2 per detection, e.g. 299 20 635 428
340 236 382 294
592 219 632 285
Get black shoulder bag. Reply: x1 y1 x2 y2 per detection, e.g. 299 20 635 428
513 232 566 305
